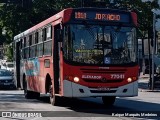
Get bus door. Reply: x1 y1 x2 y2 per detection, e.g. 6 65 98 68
53 24 62 94
15 40 21 88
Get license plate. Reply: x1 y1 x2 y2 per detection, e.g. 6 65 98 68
4 83 10 85
98 87 110 91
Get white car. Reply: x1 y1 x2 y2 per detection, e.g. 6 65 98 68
1 62 14 73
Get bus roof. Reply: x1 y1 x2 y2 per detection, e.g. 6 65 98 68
14 8 73 41
14 7 135 41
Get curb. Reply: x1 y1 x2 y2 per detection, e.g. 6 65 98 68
139 89 160 92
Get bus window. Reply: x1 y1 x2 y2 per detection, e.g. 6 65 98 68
38 30 42 43
20 39 23 49
42 28 47 41
44 40 52 56
32 33 35 44
24 37 26 47
29 35 32 46
37 29 43 57
47 26 52 40
37 43 43 57
63 24 136 64
26 36 29 47
35 32 39 43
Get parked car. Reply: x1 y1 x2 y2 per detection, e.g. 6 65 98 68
0 69 15 89
6 62 14 73
1 63 6 69
1 62 14 73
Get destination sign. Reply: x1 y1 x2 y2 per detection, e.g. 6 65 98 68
95 13 120 21
74 11 130 23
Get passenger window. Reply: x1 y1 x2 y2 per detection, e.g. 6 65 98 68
39 30 43 43
42 28 47 41
47 26 52 39
35 32 39 43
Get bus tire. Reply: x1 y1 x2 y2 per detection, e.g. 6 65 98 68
32 92 40 99
24 88 40 99
24 86 33 99
49 84 58 106
23 78 31 99
102 96 116 107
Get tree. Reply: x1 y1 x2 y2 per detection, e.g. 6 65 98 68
5 45 13 61
0 0 160 60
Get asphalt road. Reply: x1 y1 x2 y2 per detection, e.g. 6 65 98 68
0 85 160 120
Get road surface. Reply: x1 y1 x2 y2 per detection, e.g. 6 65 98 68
0 87 160 120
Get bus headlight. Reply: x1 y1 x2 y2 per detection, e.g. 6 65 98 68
127 77 132 83
74 77 80 82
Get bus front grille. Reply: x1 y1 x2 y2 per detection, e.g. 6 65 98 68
90 90 117 93
83 79 123 83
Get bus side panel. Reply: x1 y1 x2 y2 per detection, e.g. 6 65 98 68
19 57 41 93
38 57 45 93
42 56 53 93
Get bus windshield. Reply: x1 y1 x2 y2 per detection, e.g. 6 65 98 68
63 24 137 65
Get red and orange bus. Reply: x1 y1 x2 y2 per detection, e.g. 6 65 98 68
13 8 139 106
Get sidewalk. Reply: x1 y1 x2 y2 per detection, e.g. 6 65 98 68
138 72 160 92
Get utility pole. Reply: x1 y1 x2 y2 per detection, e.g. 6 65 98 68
151 12 156 90
148 30 152 89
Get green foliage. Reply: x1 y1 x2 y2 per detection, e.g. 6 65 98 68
0 0 158 41
0 0 81 42
113 0 159 39
5 45 13 61
0 0 160 59
53 0 79 10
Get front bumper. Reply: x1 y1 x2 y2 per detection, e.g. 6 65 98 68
0 82 14 86
63 80 138 97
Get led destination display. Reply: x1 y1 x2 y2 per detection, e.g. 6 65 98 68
74 11 131 23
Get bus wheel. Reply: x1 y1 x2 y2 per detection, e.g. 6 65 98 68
24 87 33 99
24 80 40 99
24 80 31 99
24 88 40 99
33 92 40 99
102 96 116 107
49 84 56 106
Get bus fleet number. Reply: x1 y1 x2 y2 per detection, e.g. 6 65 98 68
111 74 125 79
